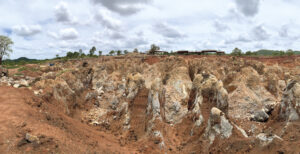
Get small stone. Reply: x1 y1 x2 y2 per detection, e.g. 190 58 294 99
13 84 20 88
251 110 269 122
25 133 40 144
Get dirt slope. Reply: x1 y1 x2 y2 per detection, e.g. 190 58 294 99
0 86 137 154
0 55 300 153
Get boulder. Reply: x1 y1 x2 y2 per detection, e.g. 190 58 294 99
279 80 300 121
193 73 229 113
13 83 20 88
163 67 192 124
0 67 8 77
25 133 40 144
205 107 233 144
251 110 269 122
256 133 283 146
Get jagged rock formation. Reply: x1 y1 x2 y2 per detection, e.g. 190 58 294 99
279 79 300 121
1 55 300 153
204 107 233 144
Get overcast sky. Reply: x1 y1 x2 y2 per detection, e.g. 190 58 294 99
1 0 300 59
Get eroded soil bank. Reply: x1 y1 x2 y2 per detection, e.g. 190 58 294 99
0 55 300 153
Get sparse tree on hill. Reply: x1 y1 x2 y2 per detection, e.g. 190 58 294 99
133 48 139 53
231 48 243 56
0 35 13 65
109 50 115 56
117 50 121 55
56 54 59 59
148 44 160 54
98 51 102 56
89 46 96 56
279 51 285 56
123 50 129 55
245 51 252 56
286 49 294 56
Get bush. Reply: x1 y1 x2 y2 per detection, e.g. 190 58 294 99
231 48 243 56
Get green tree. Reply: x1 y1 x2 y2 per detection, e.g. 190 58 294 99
109 50 115 56
231 48 243 56
79 49 83 56
148 44 160 54
123 50 129 55
279 51 285 56
98 51 102 56
66 51 80 59
0 35 14 65
56 54 59 59
245 51 253 56
133 48 139 53
117 50 121 55
286 49 294 56
89 46 96 56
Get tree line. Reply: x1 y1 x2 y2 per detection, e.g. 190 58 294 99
57 46 141 59
230 48 300 56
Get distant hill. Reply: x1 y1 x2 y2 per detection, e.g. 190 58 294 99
2 57 46 66
4 57 37 62
254 49 300 56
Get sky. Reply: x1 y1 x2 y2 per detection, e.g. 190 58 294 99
1 0 300 59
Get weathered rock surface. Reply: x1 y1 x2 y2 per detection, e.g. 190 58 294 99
279 80 300 121
205 107 233 144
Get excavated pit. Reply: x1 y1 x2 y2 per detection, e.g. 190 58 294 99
128 88 149 141
0 55 300 153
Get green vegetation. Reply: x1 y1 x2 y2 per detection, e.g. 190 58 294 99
56 69 71 77
231 48 243 56
0 35 14 65
2 57 49 69
18 66 39 72
14 73 24 76
148 44 160 54
230 48 300 57
89 46 96 56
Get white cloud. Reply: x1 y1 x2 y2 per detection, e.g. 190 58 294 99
234 0 260 17
279 25 289 38
94 10 121 30
213 20 229 32
154 22 185 38
2 0 300 59
225 35 252 44
48 28 79 40
12 25 42 37
55 2 77 24
59 28 79 40
91 0 151 16
251 25 270 41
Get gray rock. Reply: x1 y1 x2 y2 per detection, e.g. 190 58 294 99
25 133 40 144
251 110 269 122
256 133 282 146
110 97 119 110
13 83 20 88
205 107 233 144
279 80 300 121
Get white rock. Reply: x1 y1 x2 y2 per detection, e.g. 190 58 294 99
13 84 20 88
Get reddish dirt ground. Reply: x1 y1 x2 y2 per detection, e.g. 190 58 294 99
1 55 300 153
0 86 137 154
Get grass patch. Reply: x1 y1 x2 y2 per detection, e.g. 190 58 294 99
4 65 20 69
14 73 24 76
18 67 40 72
56 69 71 77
